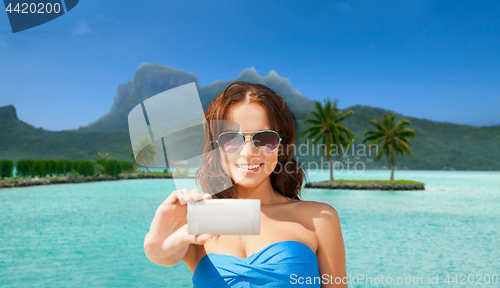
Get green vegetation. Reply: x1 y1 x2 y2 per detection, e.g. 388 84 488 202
96 155 135 176
56 160 66 175
294 105 500 171
95 163 105 175
33 160 47 177
64 160 73 175
329 179 422 185
16 159 35 177
0 152 140 180
299 98 355 181
300 109 420 182
0 160 14 179
104 159 120 176
120 160 134 173
0 159 172 185
363 112 417 180
47 160 57 177
77 160 96 176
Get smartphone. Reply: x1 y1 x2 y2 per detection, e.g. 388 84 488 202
187 199 261 235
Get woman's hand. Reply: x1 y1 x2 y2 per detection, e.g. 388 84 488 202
143 188 213 266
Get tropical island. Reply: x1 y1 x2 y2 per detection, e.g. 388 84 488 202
299 98 425 190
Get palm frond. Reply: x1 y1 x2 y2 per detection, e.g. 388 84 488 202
310 111 323 121
394 138 412 156
299 125 323 139
302 118 322 126
368 119 387 132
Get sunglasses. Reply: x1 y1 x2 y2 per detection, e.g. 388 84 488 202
216 130 282 154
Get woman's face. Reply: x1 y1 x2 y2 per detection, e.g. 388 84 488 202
219 102 279 187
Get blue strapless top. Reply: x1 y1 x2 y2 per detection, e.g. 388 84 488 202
192 241 321 287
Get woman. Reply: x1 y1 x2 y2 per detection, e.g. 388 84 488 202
144 81 347 287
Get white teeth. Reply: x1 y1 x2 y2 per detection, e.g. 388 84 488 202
237 164 260 170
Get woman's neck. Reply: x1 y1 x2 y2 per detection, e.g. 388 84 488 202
231 179 284 205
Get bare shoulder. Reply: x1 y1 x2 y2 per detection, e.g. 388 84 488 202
300 201 346 285
297 200 342 239
296 200 340 220
290 200 341 244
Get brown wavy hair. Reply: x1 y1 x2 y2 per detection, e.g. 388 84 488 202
195 81 306 201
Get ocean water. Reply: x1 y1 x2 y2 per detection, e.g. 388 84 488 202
0 170 499 287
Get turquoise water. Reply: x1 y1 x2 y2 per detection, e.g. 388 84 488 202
1 170 499 287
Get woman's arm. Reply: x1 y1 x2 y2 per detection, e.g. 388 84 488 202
143 189 214 267
313 203 347 287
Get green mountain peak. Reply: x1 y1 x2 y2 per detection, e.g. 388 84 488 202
0 105 19 122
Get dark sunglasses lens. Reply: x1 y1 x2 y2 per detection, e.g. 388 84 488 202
253 132 280 152
218 133 244 153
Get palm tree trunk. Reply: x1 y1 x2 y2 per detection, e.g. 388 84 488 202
390 164 395 180
329 158 334 181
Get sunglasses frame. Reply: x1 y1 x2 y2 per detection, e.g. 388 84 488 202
216 130 282 154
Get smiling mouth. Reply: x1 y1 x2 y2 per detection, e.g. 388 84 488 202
235 163 263 170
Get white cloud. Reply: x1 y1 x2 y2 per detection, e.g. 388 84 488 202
72 20 95 36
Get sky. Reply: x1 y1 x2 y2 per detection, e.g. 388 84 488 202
0 0 498 131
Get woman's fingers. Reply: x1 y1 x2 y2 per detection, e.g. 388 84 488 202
183 188 211 204
162 190 180 205
177 188 191 205
191 193 202 201
184 193 193 203
157 190 182 213
159 188 212 210
190 188 203 201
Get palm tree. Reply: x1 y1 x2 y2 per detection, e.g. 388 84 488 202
362 113 416 180
132 136 159 173
97 152 111 160
299 98 355 181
